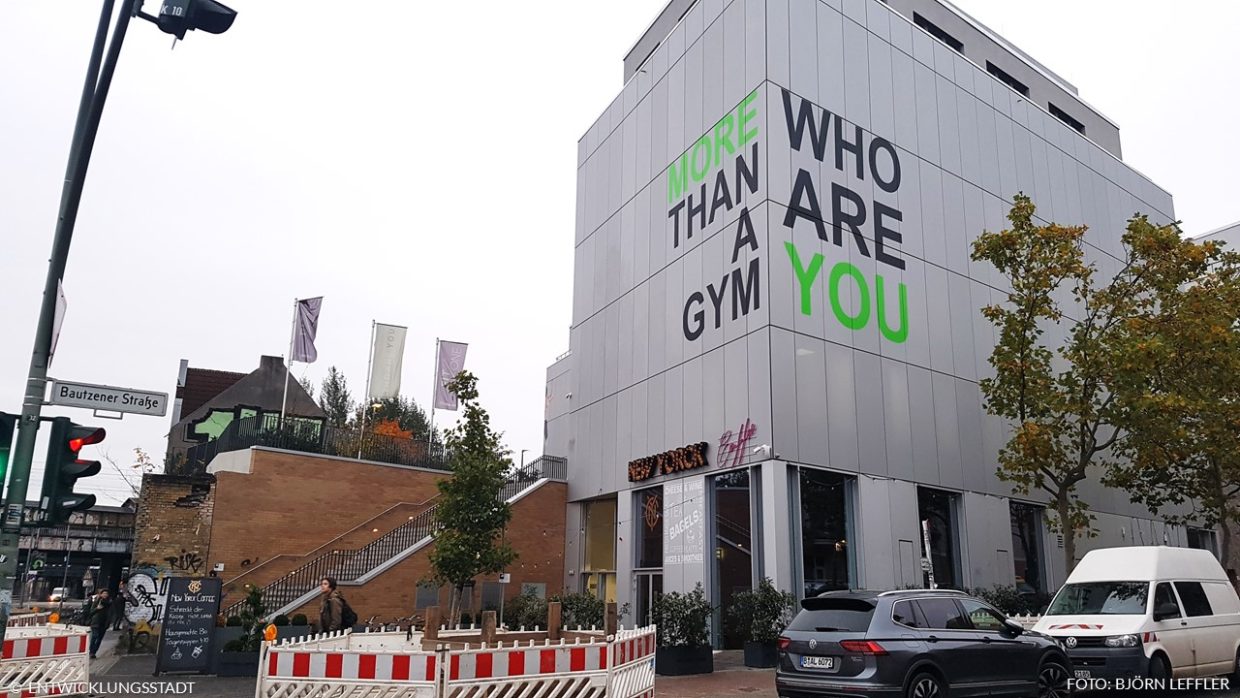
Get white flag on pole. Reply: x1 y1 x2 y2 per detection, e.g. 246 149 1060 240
368 323 407 400
433 340 468 410
291 297 323 363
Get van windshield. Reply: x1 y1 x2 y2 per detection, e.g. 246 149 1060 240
1046 582 1149 616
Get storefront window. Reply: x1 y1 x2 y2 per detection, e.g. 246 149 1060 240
634 487 664 627
714 469 755 648
1010 502 1044 593
799 469 852 598
918 488 960 589
636 488 663 570
1188 528 1219 558
582 499 618 602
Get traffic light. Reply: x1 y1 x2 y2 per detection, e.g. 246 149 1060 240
155 0 237 40
41 418 104 524
0 413 14 490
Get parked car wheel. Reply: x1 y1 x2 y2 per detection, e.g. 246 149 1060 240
1037 659 1070 698
1231 647 1240 685
906 671 946 698
1147 652 1170 679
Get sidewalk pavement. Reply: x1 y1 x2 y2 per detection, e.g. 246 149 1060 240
655 651 777 697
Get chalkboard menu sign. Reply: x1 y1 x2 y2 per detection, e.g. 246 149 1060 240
155 577 221 675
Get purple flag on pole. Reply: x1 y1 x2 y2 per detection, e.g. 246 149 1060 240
434 341 468 410
291 297 323 363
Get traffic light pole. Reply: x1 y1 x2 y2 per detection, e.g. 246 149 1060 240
0 0 135 641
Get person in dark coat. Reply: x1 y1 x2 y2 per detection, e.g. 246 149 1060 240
110 583 128 631
319 577 345 632
88 590 112 659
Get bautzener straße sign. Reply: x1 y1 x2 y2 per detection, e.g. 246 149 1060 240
48 380 168 417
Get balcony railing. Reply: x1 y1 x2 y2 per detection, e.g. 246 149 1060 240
181 414 451 473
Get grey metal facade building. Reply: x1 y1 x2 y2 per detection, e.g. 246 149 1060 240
545 0 1202 640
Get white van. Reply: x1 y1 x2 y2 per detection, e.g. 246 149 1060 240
1034 546 1240 680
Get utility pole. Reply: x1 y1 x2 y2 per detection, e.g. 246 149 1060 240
0 0 130 642
0 0 236 645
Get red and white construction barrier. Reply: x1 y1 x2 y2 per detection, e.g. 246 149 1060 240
255 626 657 698
609 626 657 698
0 625 89 698
441 639 611 698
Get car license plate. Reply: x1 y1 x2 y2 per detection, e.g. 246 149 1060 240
800 656 838 671
1074 670 1091 680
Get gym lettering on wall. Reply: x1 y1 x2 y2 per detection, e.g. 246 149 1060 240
780 88 910 343
668 90 763 342
664 87 911 344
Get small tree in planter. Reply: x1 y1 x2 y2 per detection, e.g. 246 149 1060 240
652 583 713 676
218 586 265 677
726 578 796 668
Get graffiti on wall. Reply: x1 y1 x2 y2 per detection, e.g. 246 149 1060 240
164 549 204 573
124 569 169 625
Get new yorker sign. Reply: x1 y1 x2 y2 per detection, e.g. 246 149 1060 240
666 87 910 344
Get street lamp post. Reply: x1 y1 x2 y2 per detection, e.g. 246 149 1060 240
0 0 236 644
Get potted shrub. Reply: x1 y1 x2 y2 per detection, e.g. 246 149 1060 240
727 578 796 668
652 583 713 676
216 586 265 677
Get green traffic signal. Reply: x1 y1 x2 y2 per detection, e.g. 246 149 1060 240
41 417 104 523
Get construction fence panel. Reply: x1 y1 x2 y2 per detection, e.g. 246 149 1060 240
0 625 89 698
257 641 438 698
257 627 658 698
441 639 610 698
607 626 656 698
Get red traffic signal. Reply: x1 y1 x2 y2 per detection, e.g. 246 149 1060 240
68 427 105 454
41 418 105 523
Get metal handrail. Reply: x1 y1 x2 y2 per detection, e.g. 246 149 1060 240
223 455 566 617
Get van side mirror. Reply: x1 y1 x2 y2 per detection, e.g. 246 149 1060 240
1002 619 1025 636
1153 603 1180 621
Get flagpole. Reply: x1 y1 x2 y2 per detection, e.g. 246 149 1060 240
430 338 440 448
280 298 297 424
358 320 376 459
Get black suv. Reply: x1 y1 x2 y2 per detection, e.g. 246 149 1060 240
776 589 1070 698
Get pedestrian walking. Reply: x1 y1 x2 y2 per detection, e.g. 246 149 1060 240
110 585 127 631
318 577 356 632
87 589 111 659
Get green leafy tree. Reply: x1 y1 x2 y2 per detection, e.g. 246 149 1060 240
1107 237 1240 560
318 366 354 428
971 196 1198 572
428 371 516 622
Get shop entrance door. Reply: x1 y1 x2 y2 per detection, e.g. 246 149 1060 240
634 571 663 627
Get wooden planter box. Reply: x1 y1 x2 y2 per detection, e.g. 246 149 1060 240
655 645 713 676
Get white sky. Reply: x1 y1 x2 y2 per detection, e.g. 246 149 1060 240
2 1 1237 506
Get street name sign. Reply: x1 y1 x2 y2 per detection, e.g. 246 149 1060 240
48 380 168 417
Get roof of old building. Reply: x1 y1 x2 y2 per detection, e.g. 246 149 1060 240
177 367 247 418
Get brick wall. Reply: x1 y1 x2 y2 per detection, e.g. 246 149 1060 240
288 481 568 627
208 449 445 580
131 474 215 575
